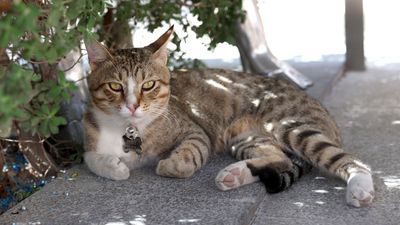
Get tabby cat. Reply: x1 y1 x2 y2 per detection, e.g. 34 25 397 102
83 26 374 207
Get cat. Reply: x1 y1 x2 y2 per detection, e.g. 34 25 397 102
83 26 374 207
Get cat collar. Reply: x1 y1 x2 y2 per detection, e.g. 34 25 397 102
122 126 142 155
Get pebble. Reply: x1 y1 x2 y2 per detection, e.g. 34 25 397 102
70 171 79 178
2 164 9 172
12 163 21 173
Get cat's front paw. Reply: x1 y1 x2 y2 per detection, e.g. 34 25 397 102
346 172 375 207
156 157 195 178
103 156 130 181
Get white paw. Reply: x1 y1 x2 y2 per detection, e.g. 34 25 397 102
103 156 130 180
156 158 195 178
215 161 259 191
346 172 375 207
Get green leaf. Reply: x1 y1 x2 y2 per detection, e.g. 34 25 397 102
52 116 67 126
49 123 59 134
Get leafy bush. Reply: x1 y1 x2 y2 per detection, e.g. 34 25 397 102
0 0 244 213
0 0 244 138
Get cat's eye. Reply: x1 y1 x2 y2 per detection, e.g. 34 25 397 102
108 82 123 92
142 81 156 91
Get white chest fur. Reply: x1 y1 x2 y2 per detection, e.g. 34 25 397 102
94 109 129 158
96 126 127 157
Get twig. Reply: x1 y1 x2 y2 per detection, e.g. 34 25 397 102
26 58 52 64
0 137 45 144
62 53 83 72
73 75 88 83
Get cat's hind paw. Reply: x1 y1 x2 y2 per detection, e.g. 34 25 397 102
215 161 259 191
346 172 375 207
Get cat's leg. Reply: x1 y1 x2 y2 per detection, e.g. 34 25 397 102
216 116 310 192
276 120 374 207
156 130 211 178
84 151 130 180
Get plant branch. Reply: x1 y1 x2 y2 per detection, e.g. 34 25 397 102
61 53 83 72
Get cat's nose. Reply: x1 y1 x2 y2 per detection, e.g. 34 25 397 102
127 104 138 114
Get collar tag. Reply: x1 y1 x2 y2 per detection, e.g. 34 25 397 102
122 126 142 155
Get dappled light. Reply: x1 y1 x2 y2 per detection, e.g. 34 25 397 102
252 99 261 107
263 91 278 100
205 79 230 92
293 202 305 207
381 175 400 189
391 121 400 125
334 187 345 191
1 0 399 223
215 74 233 84
264 123 274 132
312 189 329 194
105 215 147 225
189 103 201 117
178 218 201 223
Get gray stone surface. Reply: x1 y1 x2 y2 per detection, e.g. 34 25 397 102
292 58 344 99
1 156 265 225
3 61 400 225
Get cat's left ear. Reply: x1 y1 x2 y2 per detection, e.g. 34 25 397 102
147 25 174 65
85 39 113 71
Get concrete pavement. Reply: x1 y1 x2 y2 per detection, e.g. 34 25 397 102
2 61 399 225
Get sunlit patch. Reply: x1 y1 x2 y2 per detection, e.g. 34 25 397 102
264 123 274 132
263 91 278 100
312 189 329 194
170 95 180 102
353 160 371 171
245 136 254 143
334 186 345 190
215 74 233 83
106 222 127 225
189 103 201 117
252 99 260 107
292 129 300 134
373 170 383 174
205 79 229 92
315 201 325 205
129 215 147 225
314 176 326 180
213 8 219 14
233 83 248 89
178 218 201 223
381 175 400 189
281 119 296 125
231 145 237 154
293 202 305 207
257 84 265 89
391 120 400 125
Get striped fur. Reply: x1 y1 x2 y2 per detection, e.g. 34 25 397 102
83 27 374 207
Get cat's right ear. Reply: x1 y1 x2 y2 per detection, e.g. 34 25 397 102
84 39 113 71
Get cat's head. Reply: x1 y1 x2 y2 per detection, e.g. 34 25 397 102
85 26 173 127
